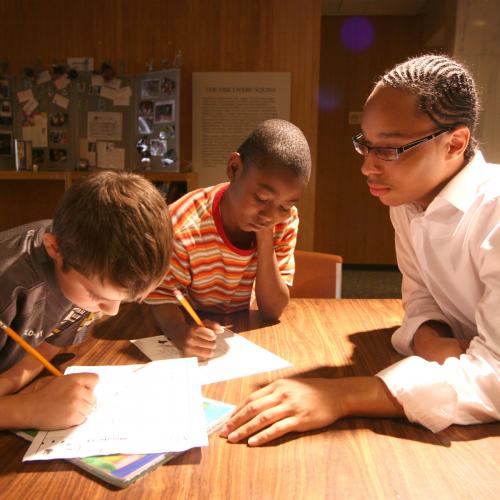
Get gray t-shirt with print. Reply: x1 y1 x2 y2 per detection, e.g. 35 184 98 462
0 220 95 373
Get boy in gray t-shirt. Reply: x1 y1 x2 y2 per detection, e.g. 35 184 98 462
0 171 172 431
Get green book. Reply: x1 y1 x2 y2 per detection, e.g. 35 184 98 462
15 397 234 488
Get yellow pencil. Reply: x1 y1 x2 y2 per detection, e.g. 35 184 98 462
0 319 63 377
173 289 205 327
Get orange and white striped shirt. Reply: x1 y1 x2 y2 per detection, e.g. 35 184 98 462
147 182 298 313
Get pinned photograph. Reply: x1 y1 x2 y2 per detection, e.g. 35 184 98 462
32 148 45 164
49 112 68 127
161 77 176 95
49 148 68 162
138 116 153 135
49 130 69 145
154 100 175 124
0 79 10 99
141 79 160 99
0 131 12 156
0 100 13 125
162 124 176 138
139 100 154 116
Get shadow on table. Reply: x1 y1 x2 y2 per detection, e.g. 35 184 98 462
258 412 500 449
90 303 276 342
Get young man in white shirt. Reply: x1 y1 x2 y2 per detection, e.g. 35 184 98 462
220 54 500 446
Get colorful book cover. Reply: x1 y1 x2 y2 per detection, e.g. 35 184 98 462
15 397 234 488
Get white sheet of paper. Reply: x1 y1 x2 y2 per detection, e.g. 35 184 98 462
87 111 123 141
99 86 117 100
53 94 69 110
22 98 38 114
21 112 47 148
91 74 104 87
54 74 70 90
36 70 51 85
103 78 122 89
131 331 292 385
17 89 34 103
96 141 125 169
113 95 130 106
23 358 208 461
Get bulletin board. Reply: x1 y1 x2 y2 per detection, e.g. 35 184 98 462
12 71 77 170
75 73 134 171
3 68 181 172
134 69 180 172
0 77 17 169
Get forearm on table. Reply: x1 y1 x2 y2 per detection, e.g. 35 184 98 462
338 376 404 419
0 342 60 395
0 393 29 429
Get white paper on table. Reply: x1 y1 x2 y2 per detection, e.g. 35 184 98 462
131 331 293 385
23 358 208 461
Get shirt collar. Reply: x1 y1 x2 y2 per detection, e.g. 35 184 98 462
430 151 487 213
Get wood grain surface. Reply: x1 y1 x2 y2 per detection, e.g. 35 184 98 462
0 299 498 499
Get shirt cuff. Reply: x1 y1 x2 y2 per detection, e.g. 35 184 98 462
376 356 458 433
392 312 449 355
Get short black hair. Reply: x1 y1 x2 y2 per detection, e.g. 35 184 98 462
376 54 480 160
237 119 311 181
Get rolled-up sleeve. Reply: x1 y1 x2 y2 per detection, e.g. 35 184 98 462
378 205 500 432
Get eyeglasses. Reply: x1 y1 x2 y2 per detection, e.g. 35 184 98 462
352 128 451 161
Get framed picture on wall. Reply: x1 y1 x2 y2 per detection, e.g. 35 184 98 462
0 100 13 125
154 100 175 123
141 79 160 99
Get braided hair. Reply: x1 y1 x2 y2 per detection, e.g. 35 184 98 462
376 54 480 160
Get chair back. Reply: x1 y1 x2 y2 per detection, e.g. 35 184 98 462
290 250 342 298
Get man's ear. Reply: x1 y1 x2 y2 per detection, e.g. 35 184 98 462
446 125 470 159
42 233 62 263
226 152 244 182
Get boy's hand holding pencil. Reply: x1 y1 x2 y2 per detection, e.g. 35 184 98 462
0 319 99 430
173 290 224 361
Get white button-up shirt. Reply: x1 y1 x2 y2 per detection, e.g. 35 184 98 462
377 152 500 432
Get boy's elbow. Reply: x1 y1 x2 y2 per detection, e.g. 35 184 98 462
259 301 288 322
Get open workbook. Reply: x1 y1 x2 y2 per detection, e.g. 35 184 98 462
16 397 234 488
14 359 234 488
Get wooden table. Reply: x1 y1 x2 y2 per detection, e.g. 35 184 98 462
0 299 498 499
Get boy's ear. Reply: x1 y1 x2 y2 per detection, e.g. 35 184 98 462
226 152 244 181
42 233 63 263
446 125 470 159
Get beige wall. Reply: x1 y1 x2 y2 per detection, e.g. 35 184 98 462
453 0 500 163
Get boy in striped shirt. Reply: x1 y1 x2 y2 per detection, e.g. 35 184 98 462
147 119 311 360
